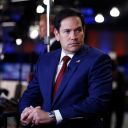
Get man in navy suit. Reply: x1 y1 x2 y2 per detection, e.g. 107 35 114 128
19 8 112 128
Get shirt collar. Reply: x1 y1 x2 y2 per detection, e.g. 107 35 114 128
60 49 74 63
50 37 56 45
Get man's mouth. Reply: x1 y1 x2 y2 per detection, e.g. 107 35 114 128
69 42 80 46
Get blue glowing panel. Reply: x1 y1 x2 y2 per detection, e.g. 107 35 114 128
3 42 15 53
81 8 94 16
84 17 95 24
2 27 15 53
0 63 30 81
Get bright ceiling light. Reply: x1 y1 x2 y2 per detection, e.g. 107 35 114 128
110 7 120 17
43 0 49 5
29 25 39 39
95 13 104 23
16 38 22 45
43 0 54 5
36 5 45 14
29 30 38 39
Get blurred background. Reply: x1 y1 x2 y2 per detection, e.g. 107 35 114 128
0 0 128 128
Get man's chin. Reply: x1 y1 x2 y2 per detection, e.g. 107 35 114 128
68 47 81 53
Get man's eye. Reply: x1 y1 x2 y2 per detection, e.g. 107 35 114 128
64 30 70 33
76 28 82 33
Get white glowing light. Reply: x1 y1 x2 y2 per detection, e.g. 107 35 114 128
36 5 45 14
95 13 104 23
16 38 22 45
110 7 120 17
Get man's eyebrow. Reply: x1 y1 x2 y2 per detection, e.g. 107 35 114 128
62 28 71 31
63 26 82 30
75 26 83 30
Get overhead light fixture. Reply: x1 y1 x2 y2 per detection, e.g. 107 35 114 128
29 25 39 39
36 5 45 14
16 38 22 46
11 0 29 2
43 0 54 5
110 7 120 17
95 13 104 23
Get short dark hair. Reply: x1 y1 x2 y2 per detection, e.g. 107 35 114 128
54 8 85 31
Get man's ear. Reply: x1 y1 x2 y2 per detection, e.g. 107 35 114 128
54 29 60 41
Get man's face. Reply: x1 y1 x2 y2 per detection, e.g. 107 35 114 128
39 18 47 38
54 16 85 54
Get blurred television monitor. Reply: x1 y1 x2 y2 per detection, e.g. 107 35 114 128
0 63 31 81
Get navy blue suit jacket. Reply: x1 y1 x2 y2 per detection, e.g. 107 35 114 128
19 45 112 128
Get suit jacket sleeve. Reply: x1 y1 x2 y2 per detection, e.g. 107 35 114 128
18 60 43 114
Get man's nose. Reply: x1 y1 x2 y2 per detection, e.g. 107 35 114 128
70 31 77 39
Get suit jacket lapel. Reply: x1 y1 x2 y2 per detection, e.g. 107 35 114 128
45 50 61 108
52 45 89 106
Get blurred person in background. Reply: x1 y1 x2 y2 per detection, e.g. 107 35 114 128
27 14 61 82
103 52 126 128
39 14 61 51
19 8 112 128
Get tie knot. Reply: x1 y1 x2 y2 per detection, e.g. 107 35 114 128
62 56 71 63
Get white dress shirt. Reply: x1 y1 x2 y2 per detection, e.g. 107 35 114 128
54 49 74 124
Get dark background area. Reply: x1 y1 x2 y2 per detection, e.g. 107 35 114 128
0 0 128 81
